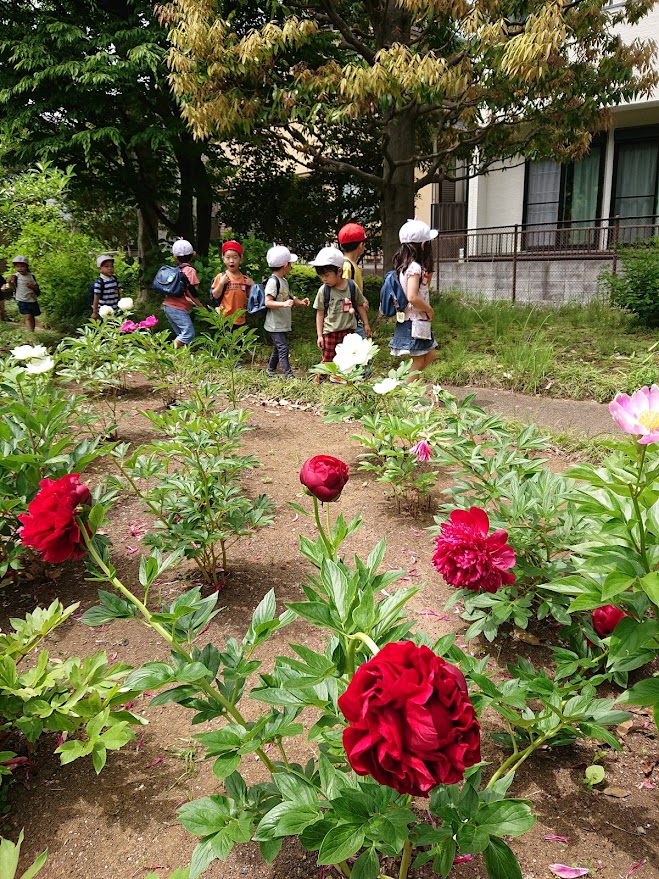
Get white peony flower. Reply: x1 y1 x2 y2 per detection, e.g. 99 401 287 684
98 305 115 319
10 344 48 361
333 333 377 373
117 297 134 311
373 377 399 394
24 357 55 375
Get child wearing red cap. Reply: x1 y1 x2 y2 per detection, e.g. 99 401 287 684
211 240 254 327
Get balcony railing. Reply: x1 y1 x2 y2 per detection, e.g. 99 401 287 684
435 214 659 263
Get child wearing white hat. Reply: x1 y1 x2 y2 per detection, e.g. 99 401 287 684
388 220 438 382
91 255 121 320
264 245 309 378
6 256 41 331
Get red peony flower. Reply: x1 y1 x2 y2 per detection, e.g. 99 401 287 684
300 455 349 503
338 641 481 797
432 507 516 593
592 605 627 638
18 474 92 564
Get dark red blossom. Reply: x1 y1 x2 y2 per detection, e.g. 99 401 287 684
432 507 516 593
339 641 481 797
592 605 627 638
18 474 92 564
300 455 349 503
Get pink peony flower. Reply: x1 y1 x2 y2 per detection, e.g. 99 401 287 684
120 320 138 333
410 439 432 462
432 507 516 593
139 315 158 328
609 385 659 444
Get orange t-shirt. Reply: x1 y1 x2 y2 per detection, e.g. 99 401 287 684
212 272 250 325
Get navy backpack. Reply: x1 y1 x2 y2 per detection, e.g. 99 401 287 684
152 265 188 298
379 270 407 317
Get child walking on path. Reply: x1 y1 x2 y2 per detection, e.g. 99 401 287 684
311 246 370 380
264 245 309 378
163 239 204 348
6 256 40 331
91 255 121 319
338 222 370 340
388 220 438 382
211 240 254 326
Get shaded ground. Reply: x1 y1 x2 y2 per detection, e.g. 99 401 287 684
3 385 657 879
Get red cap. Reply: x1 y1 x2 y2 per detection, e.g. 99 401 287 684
338 223 366 245
222 239 243 256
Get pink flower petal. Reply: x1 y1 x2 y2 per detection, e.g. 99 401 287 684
549 866 590 878
453 855 474 864
544 835 570 843
626 860 648 877
147 756 164 768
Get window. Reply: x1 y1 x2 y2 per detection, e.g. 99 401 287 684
612 126 659 242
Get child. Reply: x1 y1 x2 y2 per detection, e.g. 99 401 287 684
211 240 254 327
311 246 370 380
91 255 120 319
388 219 438 382
338 222 367 299
163 239 204 348
264 245 309 379
0 272 7 321
6 256 40 331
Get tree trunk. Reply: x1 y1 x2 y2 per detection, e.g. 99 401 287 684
175 152 196 243
137 202 160 281
194 154 212 257
380 111 417 268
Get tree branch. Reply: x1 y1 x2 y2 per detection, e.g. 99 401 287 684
318 0 377 63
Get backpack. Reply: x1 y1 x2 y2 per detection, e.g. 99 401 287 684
88 277 106 305
323 278 358 313
152 265 188 298
247 275 280 315
379 270 407 317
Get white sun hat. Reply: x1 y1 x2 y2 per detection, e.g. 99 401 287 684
172 238 194 257
11 255 29 265
399 219 439 244
96 254 114 268
267 245 298 268
309 246 345 269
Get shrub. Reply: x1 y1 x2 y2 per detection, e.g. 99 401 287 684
600 237 659 327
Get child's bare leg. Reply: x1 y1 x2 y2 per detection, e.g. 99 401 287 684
406 354 426 383
25 314 35 331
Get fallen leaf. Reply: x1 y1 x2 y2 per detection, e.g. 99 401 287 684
603 786 630 798
616 719 634 736
544 835 570 843
514 629 541 645
549 866 590 878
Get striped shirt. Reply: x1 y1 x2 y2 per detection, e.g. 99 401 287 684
94 274 120 310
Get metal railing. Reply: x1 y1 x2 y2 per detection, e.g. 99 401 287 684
432 214 659 304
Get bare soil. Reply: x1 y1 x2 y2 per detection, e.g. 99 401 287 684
3 383 657 879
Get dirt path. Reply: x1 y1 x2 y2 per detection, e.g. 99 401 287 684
5 386 657 879
448 385 617 438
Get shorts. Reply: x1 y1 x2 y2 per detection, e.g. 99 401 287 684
17 300 41 317
389 318 437 357
163 305 195 345
321 329 351 362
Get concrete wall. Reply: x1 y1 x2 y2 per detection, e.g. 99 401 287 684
436 258 613 304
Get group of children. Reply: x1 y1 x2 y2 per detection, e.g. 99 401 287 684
11 216 439 383
150 217 438 383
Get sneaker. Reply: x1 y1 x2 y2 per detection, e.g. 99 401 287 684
266 371 277 378
283 373 295 380
329 375 347 384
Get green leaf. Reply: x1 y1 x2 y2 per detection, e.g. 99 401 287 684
618 677 659 707
482 837 523 879
178 796 230 837
433 839 457 878
350 848 379 879
275 806 321 837
456 823 490 854
585 765 605 786
475 800 536 837
317 824 365 865
259 838 283 863
87 503 106 535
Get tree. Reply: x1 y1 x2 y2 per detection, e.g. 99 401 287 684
165 0 657 260
0 0 215 261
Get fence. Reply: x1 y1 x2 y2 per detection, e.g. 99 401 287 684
434 214 659 304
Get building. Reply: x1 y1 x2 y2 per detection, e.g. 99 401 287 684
418 2 659 303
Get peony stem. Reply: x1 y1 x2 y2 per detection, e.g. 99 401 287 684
631 444 650 572
398 839 412 879
346 632 380 674
486 724 564 788
313 497 335 558
81 530 278 773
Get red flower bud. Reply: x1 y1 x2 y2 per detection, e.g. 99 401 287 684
300 455 349 503
18 474 92 564
339 641 481 797
592 605 627 638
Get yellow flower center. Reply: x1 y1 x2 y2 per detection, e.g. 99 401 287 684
638 410 659 431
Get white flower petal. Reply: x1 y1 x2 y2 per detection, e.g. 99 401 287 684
24 357 55 375
117 297 134 311
373 377 399 394
10 344 48 361
98 305 115 318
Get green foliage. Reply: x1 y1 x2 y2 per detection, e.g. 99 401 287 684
111 400 274 585
0 162 73 239
0 600 145 789
0 360 107 577
0 832 47 879
601 238 659 327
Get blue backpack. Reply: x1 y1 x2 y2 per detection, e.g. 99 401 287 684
379 270 407 317
152 265 188 298
247 276 281 315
